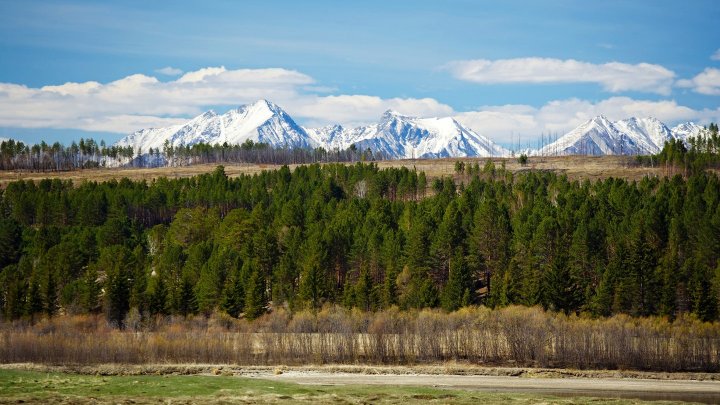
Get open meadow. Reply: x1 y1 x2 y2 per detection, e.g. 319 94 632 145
1 367 717 404
0 155 672 187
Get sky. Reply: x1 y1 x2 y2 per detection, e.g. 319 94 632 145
0 0 719 148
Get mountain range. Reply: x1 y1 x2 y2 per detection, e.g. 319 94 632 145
535 116 703 157
116 99 707 159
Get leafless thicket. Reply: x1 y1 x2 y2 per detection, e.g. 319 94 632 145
1 306 718 371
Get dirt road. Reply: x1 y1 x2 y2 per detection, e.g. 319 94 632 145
264 371 720 403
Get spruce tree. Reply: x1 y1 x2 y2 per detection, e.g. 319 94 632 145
441 249 471 311
220 267 245 318
244 268 266 320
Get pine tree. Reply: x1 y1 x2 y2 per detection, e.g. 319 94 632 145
220 266 245 318
299 254 327 310
468 198 510 304
441 249 471 311
0 218 21 269
100 246 133 328
26 276 44 318
177 273 197 317
244 268 266 320
194 265 220 314
431 200 463 284
401 215 437 308
147 274 169 315
354 268 373 311
44 270 58 316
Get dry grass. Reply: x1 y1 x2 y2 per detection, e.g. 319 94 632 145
0 156 677 187
2 306 718 372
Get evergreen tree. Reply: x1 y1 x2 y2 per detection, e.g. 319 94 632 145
220 266 245 318
99 246 133 328
177 273 197 317
244 268 266 320
441 249 471 311
147 273 169 315
44 270 58 316
299 252 328 310
26 276 44 319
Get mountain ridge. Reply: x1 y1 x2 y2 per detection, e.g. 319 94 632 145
117 100 509 159
535 116 705 157
116 99 707 158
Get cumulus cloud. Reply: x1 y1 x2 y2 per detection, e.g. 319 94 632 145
0 66 455 133
677 68 720 95
0 66 715 145
712 49 720 61
455 97 720 144
288 95 454 128
445 57 676 95
155 66 183 76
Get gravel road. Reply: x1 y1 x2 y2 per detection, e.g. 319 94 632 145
264 371 720 403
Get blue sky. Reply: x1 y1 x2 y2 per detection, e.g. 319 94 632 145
0 0 718 147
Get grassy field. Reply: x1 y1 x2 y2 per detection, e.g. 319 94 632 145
0 368 688 404
0 155 674 187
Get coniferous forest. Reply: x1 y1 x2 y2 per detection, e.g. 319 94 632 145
1 161 720 326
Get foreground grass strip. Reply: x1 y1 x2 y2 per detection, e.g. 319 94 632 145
0 369 690 404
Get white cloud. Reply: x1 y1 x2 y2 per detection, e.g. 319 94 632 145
712 49 720 61
288 95 454 128
1 66 715 145
677 68 720 95
155 66 183 76
455 97 720 144
0 66 453 133
445 57 676 95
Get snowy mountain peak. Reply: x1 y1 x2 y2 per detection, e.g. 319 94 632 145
117 100 704 160
381 109 413 122
117 99 312 151
237 99 281 115
538 115 696 156
117 100 510 159
587 115 615 128
672 122 705 140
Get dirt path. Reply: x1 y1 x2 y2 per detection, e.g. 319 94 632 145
262 371 720 403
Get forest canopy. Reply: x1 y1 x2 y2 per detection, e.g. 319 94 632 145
1 162 719 327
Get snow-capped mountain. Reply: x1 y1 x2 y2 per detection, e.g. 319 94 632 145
671 122 705 140
116 99 313 152
536 116 689 156
614 117 675 154
307 110 509 158
119 100 509 159
117 99 706 159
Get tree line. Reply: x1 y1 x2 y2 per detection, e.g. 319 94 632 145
1 162 719 327
635 123 720 176
0 137 378 172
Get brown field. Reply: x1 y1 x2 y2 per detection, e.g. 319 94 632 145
0 156 673 187
2 306 718 373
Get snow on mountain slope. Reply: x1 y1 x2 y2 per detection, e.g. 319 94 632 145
119 101 508 159
307 110 509 158
537 116 689 156
614 117 676 154
116 100 314 152
118 99 703 159
672 122 705 140
536 116 630 156
304 124 354 150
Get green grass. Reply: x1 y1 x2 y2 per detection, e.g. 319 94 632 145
0 369 684 404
